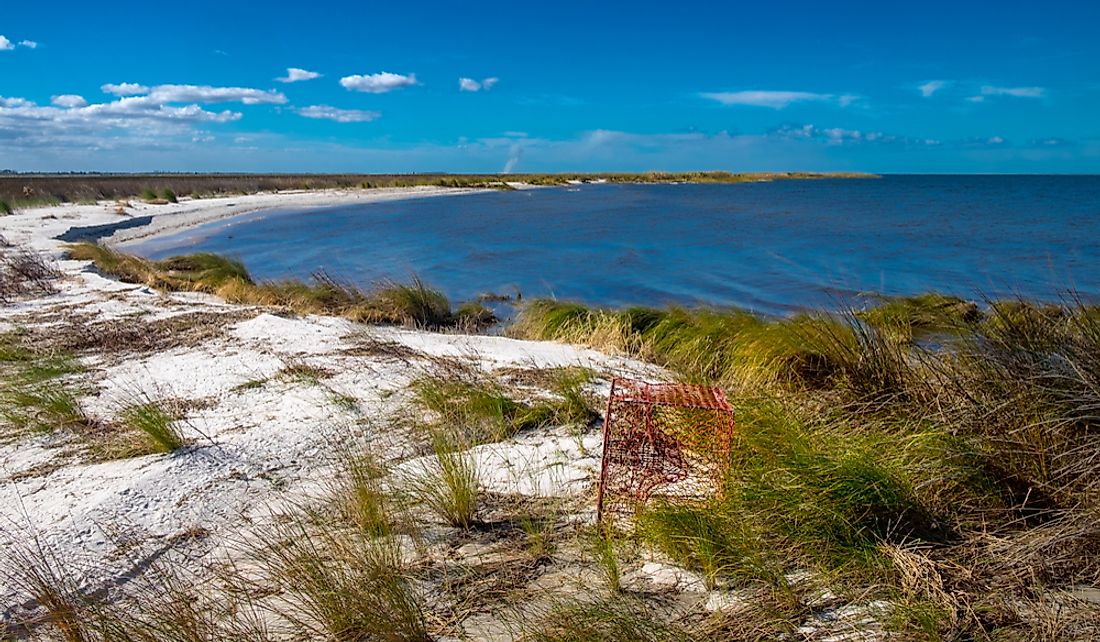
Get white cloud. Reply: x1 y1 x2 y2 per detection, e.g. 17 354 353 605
102 83 151 96
276 67 322 83
19 40 37 49
340 72 418 93
0 88 259 153
768 123 940 147
0 35 13 51
101 83 285 105
296 105 380 123
979 85 1046 99
0 96 33 108
700 90 850 109
144 84 287 105
459 76 500 92
919 80 949 98
51 95 88 108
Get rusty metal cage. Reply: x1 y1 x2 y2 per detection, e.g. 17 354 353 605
596 378 735 521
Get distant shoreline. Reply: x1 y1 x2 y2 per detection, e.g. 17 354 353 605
16 173 874 248
0 171 876 215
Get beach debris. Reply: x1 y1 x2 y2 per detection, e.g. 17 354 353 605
595 378 735 521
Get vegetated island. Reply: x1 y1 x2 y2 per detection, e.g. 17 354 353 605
2 182 1095 642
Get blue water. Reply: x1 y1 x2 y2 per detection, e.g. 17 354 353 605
128 176 1100 316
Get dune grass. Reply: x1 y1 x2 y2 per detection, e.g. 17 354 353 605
117 399 186 453
858 292 981 341
510 299 912 396
0 199 12 215
520 599 692 642
517 294 1100 638
67 243 496 329
0 337 91 437
589 528 624 594
411 367 598 444
402 424 482 528
249 517 429 642
326 440 394 536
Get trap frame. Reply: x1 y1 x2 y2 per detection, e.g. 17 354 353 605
596 377 735 522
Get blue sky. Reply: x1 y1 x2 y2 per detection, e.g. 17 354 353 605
2 0 1098 173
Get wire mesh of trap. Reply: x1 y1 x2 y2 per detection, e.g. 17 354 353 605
596 378 735 522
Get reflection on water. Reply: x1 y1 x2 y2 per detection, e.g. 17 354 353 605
128 176 1100 316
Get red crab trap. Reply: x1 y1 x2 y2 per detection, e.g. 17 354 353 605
595 377 735 522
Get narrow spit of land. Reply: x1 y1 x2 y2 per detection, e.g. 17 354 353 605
0 170 876 213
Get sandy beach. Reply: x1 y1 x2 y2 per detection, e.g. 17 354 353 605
6 189 793 639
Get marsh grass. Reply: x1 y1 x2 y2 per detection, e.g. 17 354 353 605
2 172 869 208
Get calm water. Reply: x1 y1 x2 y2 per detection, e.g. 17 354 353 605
128 176 1100 316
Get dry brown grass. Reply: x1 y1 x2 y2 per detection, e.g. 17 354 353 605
0 245 61 304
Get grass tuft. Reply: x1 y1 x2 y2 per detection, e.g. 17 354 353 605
1 384 91 435
402 424 481 528
118 399 186 453
412 368 598 444
369 276 453 327
249 517 429 641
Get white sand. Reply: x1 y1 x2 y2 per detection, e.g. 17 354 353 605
0 188 665 615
